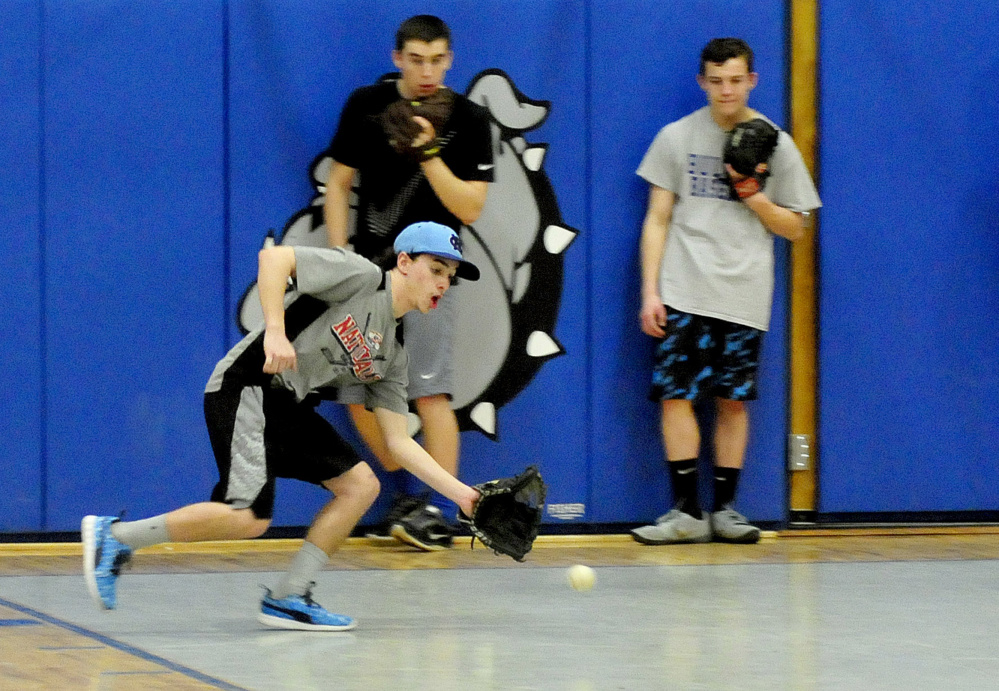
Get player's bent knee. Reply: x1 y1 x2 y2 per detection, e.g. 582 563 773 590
354 464 381 505
240 510 272 539
249 518 272 539
326 462 380 507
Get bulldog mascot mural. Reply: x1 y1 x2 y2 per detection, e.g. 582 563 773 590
238 70 578 439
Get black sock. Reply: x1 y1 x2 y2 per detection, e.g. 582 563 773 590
713 466 741 512
667 458 701 519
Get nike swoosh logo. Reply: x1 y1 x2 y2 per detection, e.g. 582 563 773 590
477 164 494 171
419 373 436 379
676 467 696 475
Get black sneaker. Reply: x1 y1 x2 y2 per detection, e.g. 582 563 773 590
390 505 455 551
365 494 424 543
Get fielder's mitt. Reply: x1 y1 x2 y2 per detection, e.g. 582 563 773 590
724 118 779 199
458 465 547 562
379 87 455 161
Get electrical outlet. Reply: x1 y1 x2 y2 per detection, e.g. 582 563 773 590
788 434 811 471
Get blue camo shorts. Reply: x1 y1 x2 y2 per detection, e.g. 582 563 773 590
649 307 763 402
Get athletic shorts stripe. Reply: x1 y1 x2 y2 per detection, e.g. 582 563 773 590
205 385 361 519
226 386 268 507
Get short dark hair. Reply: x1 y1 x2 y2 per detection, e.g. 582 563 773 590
395 15 450 51
378 248 429 271
700 38 754 75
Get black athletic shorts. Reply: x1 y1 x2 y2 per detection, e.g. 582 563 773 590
204 384 360 519
649 307 763 402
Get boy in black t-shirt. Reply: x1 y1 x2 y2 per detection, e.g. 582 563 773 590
323 15 493 551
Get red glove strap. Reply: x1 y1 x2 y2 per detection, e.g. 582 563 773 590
733 176 761 199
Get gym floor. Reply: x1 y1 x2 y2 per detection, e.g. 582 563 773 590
2 529 998 690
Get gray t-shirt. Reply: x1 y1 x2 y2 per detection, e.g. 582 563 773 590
206 247 409 414
636 107 822 330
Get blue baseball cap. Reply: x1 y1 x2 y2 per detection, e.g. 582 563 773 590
393 221 480 281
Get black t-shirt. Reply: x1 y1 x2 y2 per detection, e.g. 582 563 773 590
329 80 494 260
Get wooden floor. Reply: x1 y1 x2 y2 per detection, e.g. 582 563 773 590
2 529 998 691
0 602 226 690
3 526 999 576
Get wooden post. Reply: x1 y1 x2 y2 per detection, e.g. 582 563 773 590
788 0 820 515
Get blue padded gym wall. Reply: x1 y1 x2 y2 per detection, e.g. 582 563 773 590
0 1 43 532
589 0 791 523
819 1 999 512
42 1 227 530
3 1 820 532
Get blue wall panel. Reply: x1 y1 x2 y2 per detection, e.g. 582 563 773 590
589 0 791 523
229 0 589 526
819 2 999 511
0 1 43 531
43 1 227 530
11 0 993 532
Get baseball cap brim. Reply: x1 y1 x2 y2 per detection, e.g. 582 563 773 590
450 257 480 281
418 251 479 281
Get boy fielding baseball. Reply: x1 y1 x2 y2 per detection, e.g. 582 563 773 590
84 222 498 631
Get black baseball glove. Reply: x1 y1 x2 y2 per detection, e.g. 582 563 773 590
458 465 547 562
378 87 455 161
724 118 779 199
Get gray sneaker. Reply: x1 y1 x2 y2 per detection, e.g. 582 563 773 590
630 509 711 545
711 506 761 544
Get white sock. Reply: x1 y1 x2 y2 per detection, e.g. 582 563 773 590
270 541 329 599
110 515 169 550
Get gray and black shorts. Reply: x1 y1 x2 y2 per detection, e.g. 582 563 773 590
650 307 763 402
204 384 361 520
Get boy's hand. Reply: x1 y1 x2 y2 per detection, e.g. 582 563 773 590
263 328 297 374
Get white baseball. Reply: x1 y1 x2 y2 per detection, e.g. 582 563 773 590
566 564 596 591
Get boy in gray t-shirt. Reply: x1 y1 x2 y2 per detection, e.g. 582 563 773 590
632 38 821 546
82 222 485 631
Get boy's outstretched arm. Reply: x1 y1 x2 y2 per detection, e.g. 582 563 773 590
373 407 479 515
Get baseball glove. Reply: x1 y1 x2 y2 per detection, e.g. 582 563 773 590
724 118 779 199
458 465 547 562
378 87 455 161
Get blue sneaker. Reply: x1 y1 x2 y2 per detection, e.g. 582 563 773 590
258 585 356 632
81 515 133 610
